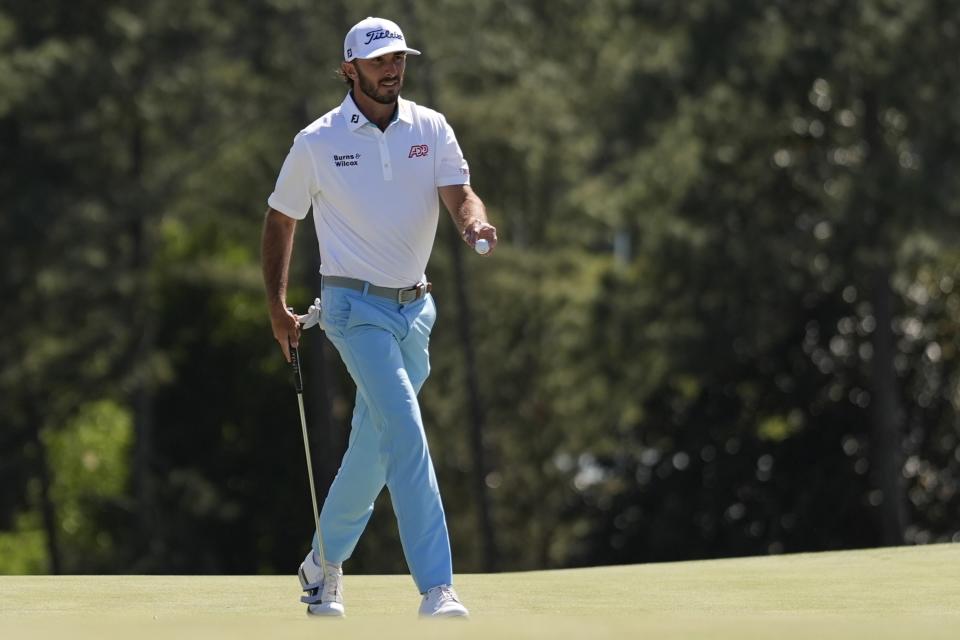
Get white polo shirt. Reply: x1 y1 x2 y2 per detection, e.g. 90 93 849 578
268 93 471 288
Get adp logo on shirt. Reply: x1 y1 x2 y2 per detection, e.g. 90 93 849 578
408 144 429 158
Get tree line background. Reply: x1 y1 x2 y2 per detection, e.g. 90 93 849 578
2 0 960 575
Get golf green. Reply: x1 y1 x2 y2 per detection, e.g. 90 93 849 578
2 543 957 639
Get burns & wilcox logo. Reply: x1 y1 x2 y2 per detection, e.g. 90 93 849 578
333 153 360 168
408 144 429 158
364 29 403 46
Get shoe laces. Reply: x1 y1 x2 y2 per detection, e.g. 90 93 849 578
430 584 459 604
322 565 343 603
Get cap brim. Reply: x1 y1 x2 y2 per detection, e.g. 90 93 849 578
353 44 421 60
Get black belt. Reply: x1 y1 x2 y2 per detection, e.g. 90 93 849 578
321 276 432 304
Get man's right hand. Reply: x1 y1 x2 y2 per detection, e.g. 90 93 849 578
270 306 301 362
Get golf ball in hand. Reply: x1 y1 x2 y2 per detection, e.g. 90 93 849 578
475 238 490 255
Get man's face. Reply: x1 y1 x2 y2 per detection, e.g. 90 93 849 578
349 53 406 104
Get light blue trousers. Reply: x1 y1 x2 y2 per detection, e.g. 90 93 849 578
313 283 452 593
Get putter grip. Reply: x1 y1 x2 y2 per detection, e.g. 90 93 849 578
287 307 303 393
289 343 303 393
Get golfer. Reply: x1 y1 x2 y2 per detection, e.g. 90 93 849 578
260 16 497 618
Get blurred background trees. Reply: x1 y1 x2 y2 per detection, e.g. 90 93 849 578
2 0 958 575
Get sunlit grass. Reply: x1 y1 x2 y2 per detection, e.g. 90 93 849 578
1 544 957 639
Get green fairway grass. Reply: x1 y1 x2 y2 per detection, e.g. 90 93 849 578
1 544 957 639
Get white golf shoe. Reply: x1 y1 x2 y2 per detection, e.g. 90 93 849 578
298 550 345 617
418 584 469 618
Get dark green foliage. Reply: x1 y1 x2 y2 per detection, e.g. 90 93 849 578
1 0 959 574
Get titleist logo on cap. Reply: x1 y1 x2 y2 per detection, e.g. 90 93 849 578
344 17 420 61
364 29 403 46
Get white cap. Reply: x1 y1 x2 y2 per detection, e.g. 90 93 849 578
343 17 421 62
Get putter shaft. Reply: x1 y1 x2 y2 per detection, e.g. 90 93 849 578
288 336 328 577
297 391 327 570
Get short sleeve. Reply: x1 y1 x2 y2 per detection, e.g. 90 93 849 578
267 134 318 220
435 116 471 187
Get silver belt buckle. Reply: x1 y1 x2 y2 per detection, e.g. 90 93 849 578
398 283 425 304
398 286 416 304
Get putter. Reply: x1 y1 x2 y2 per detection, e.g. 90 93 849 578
287 302 327 573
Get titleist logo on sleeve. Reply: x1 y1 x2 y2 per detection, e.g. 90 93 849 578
364 29 403 45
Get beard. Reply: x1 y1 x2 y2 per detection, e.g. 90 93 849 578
354 64 402 105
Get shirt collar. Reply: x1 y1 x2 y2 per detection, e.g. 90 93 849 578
340 92 413 131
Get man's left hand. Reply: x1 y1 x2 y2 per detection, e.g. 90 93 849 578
463 221 498 254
